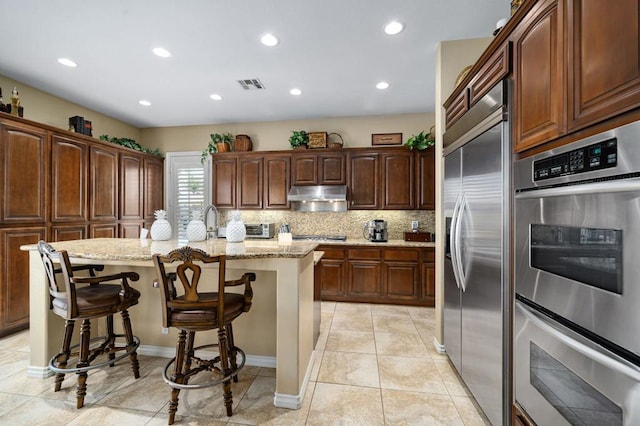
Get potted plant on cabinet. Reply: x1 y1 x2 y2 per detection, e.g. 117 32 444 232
289 130 309 149
201 132 235 163
405 127 436 151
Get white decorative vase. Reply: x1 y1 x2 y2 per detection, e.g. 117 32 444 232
150 210 172 241
226 210 246 243
186 210 207 242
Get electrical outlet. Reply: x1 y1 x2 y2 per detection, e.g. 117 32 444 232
411 220 419 230
161 327 169 334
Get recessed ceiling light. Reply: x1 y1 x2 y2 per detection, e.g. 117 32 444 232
152 47 171 58
384 21 404 35
210 94 222 101
260 33 279 47
57 58 77 67
376 81 390 90
139 100 151 106
290 88 302 96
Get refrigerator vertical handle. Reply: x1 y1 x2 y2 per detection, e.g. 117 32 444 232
449 194 463 289
455 194 467 291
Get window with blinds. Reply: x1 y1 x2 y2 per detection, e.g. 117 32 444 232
166 153 210 241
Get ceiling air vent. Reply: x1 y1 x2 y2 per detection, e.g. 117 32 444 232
237 78 265 90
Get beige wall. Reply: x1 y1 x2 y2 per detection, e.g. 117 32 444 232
140 113 434 153
434 37 492 346
0 74 140 141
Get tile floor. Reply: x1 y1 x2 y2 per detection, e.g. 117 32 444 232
0 302 489 425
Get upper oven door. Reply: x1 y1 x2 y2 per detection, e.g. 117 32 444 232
515 177 640 355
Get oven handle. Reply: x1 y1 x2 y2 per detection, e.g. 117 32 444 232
449 194 463 289
456 194 467 292
516 178 640 199
516 300 640 382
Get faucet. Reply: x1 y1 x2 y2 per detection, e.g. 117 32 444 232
203 204 218 239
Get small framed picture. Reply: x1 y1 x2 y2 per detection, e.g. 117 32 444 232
371 133 402 146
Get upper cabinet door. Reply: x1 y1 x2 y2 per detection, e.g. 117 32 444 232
89 145 118 221
0 120 48 223
143 157 164 220
264 154 290 209
51 134 87 222
318 152 346 185
212 156 237 208
348 151 380 209
416 148 435 210
119 153 144 220
237 156 263 209
568 0 640 130
291 153 318 185
381 151 415 210
513 0 566 152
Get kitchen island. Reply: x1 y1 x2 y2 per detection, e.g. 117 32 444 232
23 238 319 409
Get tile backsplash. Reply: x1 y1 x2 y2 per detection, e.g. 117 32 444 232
217 210 435 240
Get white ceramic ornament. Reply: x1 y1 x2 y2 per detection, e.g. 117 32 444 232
225 210 246 242
150 209 172 241
186 209 207 241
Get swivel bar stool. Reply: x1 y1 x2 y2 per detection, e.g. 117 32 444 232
152 246 255 424
37 241 142 409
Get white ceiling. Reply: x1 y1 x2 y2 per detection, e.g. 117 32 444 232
0 0 508 128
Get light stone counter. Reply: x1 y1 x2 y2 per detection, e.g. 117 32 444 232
306 238 436 248
23 238 319 410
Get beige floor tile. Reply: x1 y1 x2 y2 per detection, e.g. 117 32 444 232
321 301 336 312
381 389 464 425
413 318 437 335
67 404 156 425
370 304 410 317
0 351 30 381
407 306 436 321
378 355 447 395
0 329 30 352
1 396 83 425
0 370 52 396
451 395 491 426
314 326 329 351
257 367 276 377
330 312 373 332
310 350 323 381
232 376 314 425
325 329 376 354
173 369 253 421
374 332 428 358
432 359 471 397
334 302 372 314
372 315 419 335
96 365 169 412
318 350 379 388
147 412 227 425
422 337 450 360
306 382 384 426
0 392 32 417
320 311 333 329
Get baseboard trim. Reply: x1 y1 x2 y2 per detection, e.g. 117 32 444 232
433 337 446 354
27 365 53 379
273 350 316 409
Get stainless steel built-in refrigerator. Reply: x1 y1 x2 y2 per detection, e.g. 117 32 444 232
443 81 510 425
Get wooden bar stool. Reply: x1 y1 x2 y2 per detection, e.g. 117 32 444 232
152 246 255 425
37 241 141 409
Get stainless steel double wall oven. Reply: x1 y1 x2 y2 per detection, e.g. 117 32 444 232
514 120 640 425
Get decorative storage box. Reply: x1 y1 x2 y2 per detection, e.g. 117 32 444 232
403 231 434 242
308 131 328 149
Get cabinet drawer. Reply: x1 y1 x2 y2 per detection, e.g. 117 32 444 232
317 247 345 260
421 248 435 262
348 248 381 260
469 42 511 106
384 248 419 261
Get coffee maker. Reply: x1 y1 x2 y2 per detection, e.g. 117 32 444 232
363 220 388 242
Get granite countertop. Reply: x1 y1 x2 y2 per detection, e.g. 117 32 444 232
21 238 318 261
300 238 436 248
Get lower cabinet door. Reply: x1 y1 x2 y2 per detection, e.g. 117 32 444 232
0 227 46 336
51 224 87 242
347 261 382 299
383 262 420 301
90 223 118 238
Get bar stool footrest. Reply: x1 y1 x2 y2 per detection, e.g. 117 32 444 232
49 335 140 374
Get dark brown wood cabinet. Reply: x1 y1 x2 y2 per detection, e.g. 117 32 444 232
347 150 380 209
143 157 164 221
212 156 237 208
567 0 640 130
52 224 87 241
119 153 144 221
513 0 566 152
237 156 263 209
0 227 46 337
317 244 435 306
89 145 118 222
263 154 290 209
416 148 436 210
90 223 117 238
0 120 48 224
381 150 415 209
51 134 87 223
292 150 345 186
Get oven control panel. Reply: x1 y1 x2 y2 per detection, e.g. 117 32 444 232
533 138 617 181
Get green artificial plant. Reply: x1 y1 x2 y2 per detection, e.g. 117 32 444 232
288 130 309 148
405 130 436 151
99 135 163 157
201 132 235 163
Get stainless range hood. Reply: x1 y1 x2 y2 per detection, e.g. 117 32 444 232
287 185 347 212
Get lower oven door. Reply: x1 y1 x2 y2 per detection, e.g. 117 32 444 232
515 300 640 425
